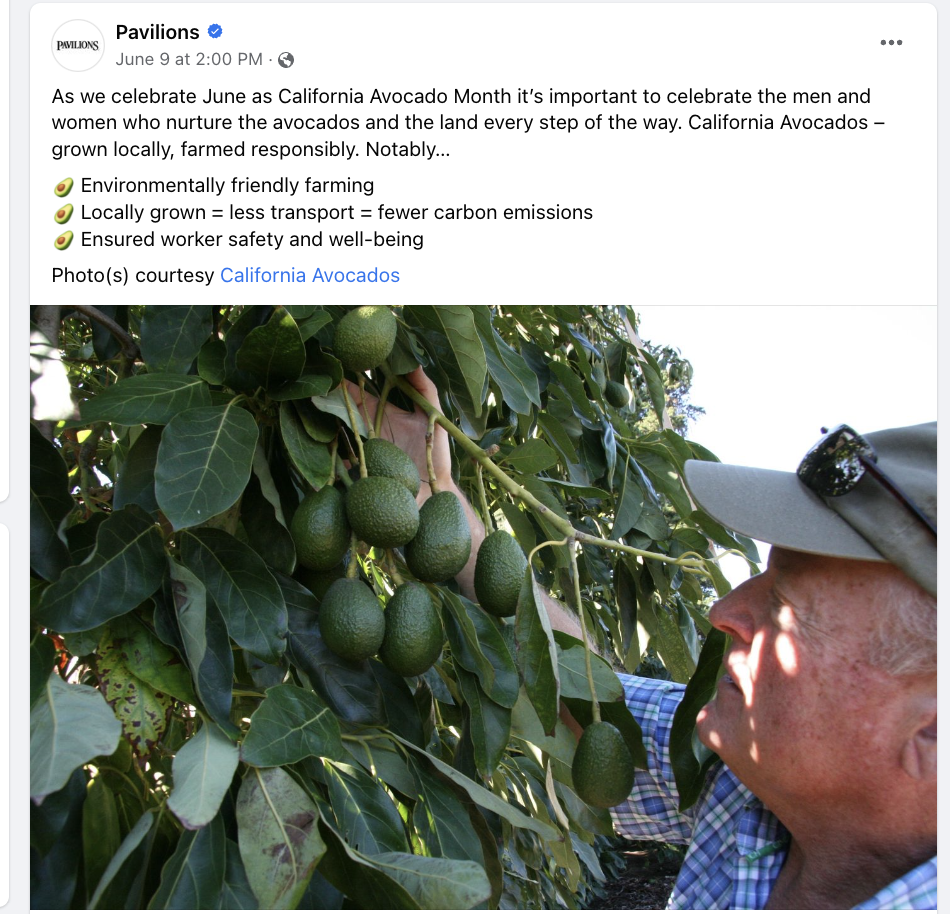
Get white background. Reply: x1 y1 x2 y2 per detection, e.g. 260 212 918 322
30 3 937 305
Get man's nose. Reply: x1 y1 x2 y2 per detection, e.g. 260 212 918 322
708 574 765 644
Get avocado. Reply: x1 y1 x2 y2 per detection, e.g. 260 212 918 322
604 380 629 408
474 530 528 617
333 306 397 372
345 475 419 548
54 231 73 251
363 438 421 496
54 178 74 197
318 578 386 662
379 582 443 677
571 721 636 809
54 204 73 225
405 491 472 583
290 487 350 571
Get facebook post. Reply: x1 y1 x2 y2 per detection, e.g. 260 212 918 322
20 2 943 912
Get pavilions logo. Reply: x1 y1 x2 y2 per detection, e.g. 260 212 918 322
51 20 105 71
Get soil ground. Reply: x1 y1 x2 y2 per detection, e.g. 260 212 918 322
586 843 683 911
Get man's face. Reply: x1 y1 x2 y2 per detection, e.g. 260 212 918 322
695 548 925 810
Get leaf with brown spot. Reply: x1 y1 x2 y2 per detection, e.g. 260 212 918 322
98 626 173 757
236 767 325 908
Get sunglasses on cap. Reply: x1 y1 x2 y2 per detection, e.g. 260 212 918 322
797 424 937 539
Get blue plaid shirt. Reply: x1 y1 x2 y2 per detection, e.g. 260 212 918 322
611 675 938 909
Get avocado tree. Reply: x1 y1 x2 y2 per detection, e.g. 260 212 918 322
30 306 758 910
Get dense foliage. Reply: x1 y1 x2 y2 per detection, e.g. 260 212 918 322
30 306 758 910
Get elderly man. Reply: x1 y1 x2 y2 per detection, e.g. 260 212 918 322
608 422 937 909
357 371 937 909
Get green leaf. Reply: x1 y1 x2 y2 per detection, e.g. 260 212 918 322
236 308 306 388
556 643 625 703
112 425 162 514
240 454 296 575
180 529 288 663
639 598 695 683
547 360 598 423
88 810 155 910
471 306 541 415
224 307 271 391
140 306 213 374
30 630 56 708
389 733 560 841
613 460 645 539
268 374 332 402
671 628 726 811
318 809 491 910
514 568 560 735
219 839 258 909
36 505 166 632
293 399 339 443
168 723 240 830
236 767 326 909
30 425 73 581
169 561 235 733
441 591 519 709
148 814 226 909
310 387 370 437
82 775 122 895
279 401 333 490
323 760 410 854
197 336 227 386
105 613 198 705
407 760 487 866
404 306 488 418
242 684 343 766
502 439 558 475
371 852 491 910
97 626 174 756
155 402 258 531
636 347 669 423
31 673 122 802
281 573 386 725
31 770 86 908
80 374 212 425
457 667 511 778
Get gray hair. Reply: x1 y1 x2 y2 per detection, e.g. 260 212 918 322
867 572 937 677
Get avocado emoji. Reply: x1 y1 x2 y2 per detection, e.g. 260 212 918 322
54 178 74 197
54 231 73 251
54 204 73 225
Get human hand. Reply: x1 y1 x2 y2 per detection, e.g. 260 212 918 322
343 367 452 498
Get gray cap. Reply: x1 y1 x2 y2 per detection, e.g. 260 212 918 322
683 422 937 596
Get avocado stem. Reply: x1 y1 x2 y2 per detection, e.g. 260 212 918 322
384 550 405 587
341 382 368 478
425 413 440 494
475 463 493 533
346 533 360 579
357 375 376 439
334 453 353 489
373 375 395 438
570 543 601 724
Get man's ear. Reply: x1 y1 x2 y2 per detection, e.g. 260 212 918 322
900 712 937 781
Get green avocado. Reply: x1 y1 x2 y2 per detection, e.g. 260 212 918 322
333 306 397 372
318 578 386 662
604 380 629 408
363 438 421 497
54 178 74 197
379 582 443 677
474 530 528 617
54 204 73 225
290 487 350 572
405 491 472 583
54 231 73 251
345 475 419 548
571 721 636 809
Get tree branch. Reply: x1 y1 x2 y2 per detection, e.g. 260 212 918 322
71 305 140 361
